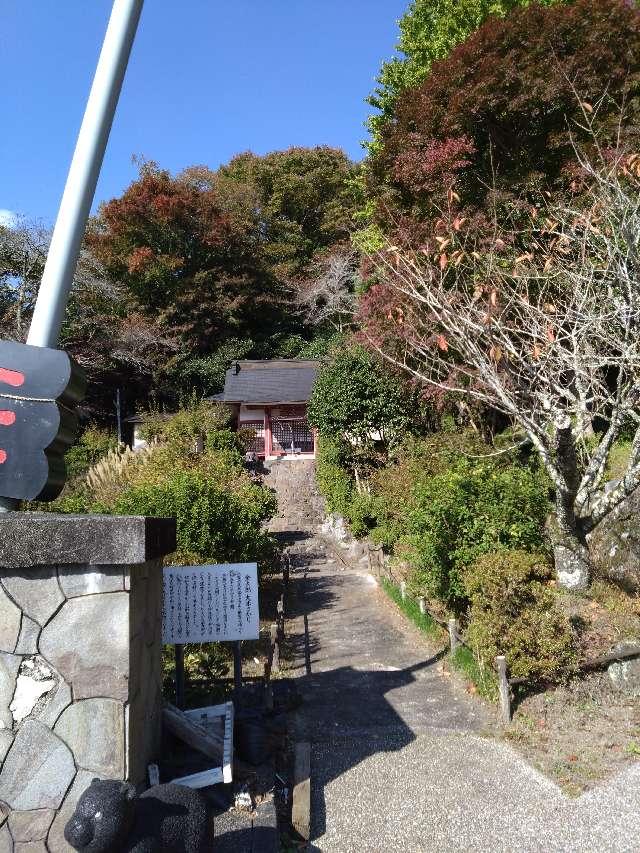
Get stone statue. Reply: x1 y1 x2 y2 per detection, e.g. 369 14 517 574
64 778 210 852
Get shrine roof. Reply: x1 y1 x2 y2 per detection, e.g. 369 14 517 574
210 359 319 404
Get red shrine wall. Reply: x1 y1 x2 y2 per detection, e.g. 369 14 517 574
238 404 316 459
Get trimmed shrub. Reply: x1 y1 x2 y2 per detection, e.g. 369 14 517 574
465 551 578 681
112 470 277 569
308 346 410 449
399 458 549 605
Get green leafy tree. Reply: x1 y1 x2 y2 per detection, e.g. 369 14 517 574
366 0 562 154
308 346 410 449
88 149 358 403
215 147 357 280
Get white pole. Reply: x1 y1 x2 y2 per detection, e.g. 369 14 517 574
27 0 144 349
0 0 144 513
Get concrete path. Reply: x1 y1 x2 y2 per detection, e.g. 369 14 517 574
286 536 640 853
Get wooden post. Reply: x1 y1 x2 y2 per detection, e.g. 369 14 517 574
233 641 243 703
400 581 407 602
448 618 459 654
496 655 511 724
270 623 280 672
292 742 311 842
265 681 274 711
418 597 426 615
303 614 312 676
175 643 185 710
277 596 285 642
264 662 274 711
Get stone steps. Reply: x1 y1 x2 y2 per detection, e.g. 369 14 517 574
263 460 326 534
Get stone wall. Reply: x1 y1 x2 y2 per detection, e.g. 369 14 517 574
0 514 175 853
320 513 388 576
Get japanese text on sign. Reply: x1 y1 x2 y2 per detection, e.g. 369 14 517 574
162 563 259 643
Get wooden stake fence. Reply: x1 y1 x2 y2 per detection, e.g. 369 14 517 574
263 592 287 703
380 574 640 725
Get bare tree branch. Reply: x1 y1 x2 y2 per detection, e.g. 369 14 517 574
364 148 640 588
294 248 358 332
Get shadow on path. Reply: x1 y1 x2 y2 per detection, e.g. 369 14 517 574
286 549 483 844
298 654 447 841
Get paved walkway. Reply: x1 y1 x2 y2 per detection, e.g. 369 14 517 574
286 535 640 853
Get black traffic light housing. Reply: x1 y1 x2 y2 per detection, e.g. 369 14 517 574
0 339 86 502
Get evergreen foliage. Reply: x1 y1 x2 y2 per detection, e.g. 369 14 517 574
308 346 410 447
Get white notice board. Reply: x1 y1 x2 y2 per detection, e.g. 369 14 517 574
162 563 259 644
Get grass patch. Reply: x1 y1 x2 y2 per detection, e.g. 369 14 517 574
450 645 499 701
380 577 443 642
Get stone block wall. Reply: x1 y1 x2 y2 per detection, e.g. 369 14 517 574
0 514 175 853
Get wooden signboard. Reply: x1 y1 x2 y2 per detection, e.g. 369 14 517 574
0 339 85 501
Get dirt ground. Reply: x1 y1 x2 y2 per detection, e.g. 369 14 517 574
502 671 640 796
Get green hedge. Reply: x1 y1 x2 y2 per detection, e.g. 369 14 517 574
400 459 549 606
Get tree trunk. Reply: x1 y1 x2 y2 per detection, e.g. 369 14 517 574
549 422 591 590
548 498 591 592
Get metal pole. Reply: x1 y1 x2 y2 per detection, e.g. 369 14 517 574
27 0 144 349
0 0 143 515
116 388 123 444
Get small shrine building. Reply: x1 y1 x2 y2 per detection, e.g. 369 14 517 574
211 359 319 460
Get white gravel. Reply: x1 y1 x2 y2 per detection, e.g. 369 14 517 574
311 733 640 852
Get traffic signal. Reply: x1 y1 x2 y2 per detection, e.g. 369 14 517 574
0 339 85 502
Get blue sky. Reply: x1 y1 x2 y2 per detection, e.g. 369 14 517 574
1 1 407 226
